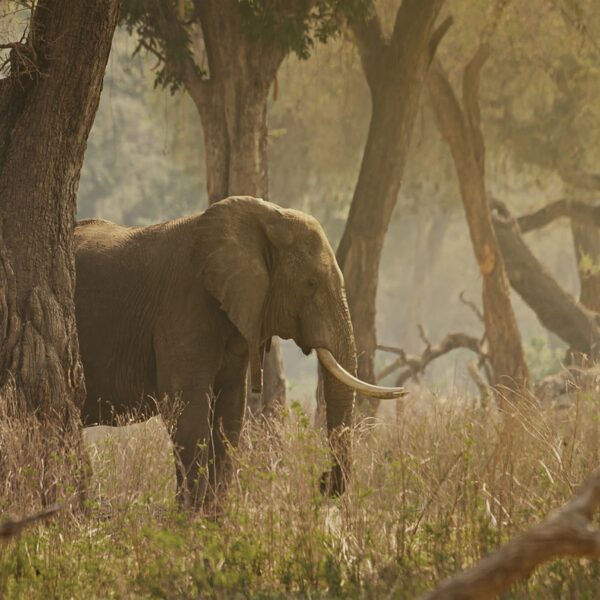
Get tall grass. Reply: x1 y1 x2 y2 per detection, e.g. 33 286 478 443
1 392 600 598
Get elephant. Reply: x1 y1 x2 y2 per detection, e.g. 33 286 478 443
74 196 403 508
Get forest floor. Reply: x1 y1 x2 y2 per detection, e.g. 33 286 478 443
1 393 600 599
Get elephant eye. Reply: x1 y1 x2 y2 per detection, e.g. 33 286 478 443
306 277 318 290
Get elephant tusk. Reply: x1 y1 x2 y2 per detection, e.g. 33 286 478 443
316 348 408 399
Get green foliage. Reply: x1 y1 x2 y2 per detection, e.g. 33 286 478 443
524 336 566 382
120 0 370 93
120 0 203 94
239 0 371 60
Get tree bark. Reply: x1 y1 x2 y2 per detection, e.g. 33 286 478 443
428 51 529 403
336 0 449 415
491 201 600 357
0 0 120 500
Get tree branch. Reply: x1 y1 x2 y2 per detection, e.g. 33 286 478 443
428 59 469 160
462 43 490 174
377 331 486 384
491 199 600 355
348 0 385 90
142 0 206 92
558 165 600 191
0 504 62 540
517 198 600 232
391 0 446 52
428 15 453 65
424 467 600 600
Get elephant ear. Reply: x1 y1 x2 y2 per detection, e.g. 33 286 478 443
193 197 272 350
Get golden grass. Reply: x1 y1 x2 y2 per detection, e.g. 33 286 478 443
0 392 599 598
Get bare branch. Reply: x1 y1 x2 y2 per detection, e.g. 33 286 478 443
418 324 432 350
558 165 600 192
424 468 600 600
428 15 453 65
513 198 600 233
377 332 486 384
459 290 485 323
428 59 469 159
462 43 490 173
0 504 62 540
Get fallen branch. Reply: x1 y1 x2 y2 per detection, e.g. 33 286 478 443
423 467 600 599
377 331 486 385
0 504 62 540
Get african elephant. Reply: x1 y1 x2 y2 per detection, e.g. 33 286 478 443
75 196 403 508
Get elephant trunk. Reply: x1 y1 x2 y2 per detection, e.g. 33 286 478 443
318 310 357 497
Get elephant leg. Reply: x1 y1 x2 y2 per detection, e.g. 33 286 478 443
170 389 216 510
154 326 224 510
209 348 248 500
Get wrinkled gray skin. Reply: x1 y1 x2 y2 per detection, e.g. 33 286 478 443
75 196 356 508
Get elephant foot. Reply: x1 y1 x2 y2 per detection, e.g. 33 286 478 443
319 464 346 497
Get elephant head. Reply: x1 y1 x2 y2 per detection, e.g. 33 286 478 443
193 196 404 495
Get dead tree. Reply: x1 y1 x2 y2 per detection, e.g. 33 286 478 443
428 37 530 403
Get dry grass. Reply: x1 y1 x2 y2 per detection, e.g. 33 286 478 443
1 392 600 598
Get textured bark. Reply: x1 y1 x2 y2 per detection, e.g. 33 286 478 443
336 0 449 415
0 0 119 498
492 202 600 357
428 52 529 402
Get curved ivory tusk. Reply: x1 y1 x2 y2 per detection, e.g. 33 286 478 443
316 348 408 399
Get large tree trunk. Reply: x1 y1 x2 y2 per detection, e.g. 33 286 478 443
0 0 119 502
336 0 449 415
428 51 529 404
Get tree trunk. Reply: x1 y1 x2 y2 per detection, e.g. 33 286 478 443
336 0 449 415
182 2 293 415
0 0 119 501
492 202 600 357
571 217 600 312
428 52 529 404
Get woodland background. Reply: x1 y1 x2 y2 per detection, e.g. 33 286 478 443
78 1 590 406
2 1 600 598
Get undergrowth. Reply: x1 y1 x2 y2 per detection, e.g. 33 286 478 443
1 393 600 598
